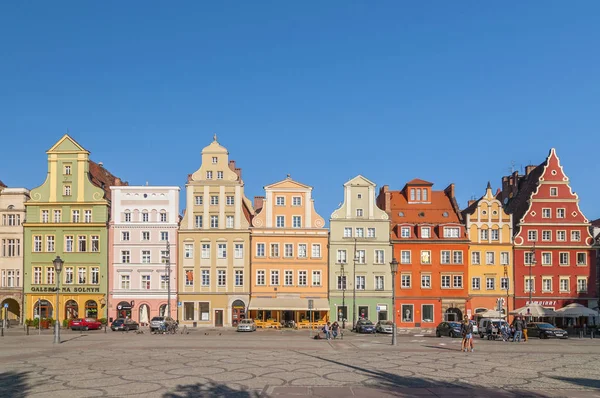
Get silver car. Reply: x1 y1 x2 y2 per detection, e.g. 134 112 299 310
376 320 394 334
150 316 175 332
237 319 257 332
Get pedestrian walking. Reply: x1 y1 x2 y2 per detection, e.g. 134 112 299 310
513 316 524 342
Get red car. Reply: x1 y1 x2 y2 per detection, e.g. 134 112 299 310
70 318 102 331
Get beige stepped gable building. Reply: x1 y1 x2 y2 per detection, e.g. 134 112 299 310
178 136 254 328
0 181 30 323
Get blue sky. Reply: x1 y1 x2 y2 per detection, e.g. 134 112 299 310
1 2 599 222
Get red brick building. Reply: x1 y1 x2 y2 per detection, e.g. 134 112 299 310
377 179 469 328
500 148 596 317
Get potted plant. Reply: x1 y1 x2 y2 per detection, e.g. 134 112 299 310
40 318 49 329
99 318 108 326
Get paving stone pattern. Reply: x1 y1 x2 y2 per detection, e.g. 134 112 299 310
0 328 599 397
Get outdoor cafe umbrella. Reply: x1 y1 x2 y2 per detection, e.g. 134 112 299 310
510 303 557 317
554 303 598 317
477 309 503 318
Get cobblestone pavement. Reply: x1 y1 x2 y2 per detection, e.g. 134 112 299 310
1 328 599 397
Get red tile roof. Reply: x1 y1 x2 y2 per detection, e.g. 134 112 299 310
88 160 128 202
389 189 461 225
405 178 433 186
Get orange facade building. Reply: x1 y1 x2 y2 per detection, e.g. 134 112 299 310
377 179 469 328
248 176 329 325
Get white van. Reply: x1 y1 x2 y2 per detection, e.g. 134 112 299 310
478 318 508 338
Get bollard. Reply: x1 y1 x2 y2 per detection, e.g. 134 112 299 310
591 331 594 339
26 325 29 335
1 327 3 337
579 330 583 338
104 325 107 333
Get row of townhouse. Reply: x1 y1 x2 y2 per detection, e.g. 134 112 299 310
0 135 597 329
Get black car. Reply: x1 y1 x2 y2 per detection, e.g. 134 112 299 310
355 319 376 333
111 318 140 331
526 322 568 339
436 321 463 338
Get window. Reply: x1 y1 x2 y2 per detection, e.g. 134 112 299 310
235 244 244 259
542 278 552 292
120 274 130 289
577 253 587 265
91 267 99 284
256 243 265 257
210 216 219 228
34 236 42 252
78 235 87 252
121 250 130 263
217 171 223 179
195 215 203 228
160 231 169 241
312 271 321 286
217 243 227 259
453 251 463 264
444 227 460 238
270 270 279 285
280 244 291 258
559 252 569 265
441 251 451 264
375 275 384 290
542 230 551 241
202 270 210 286
337 249 347 264
540 208 552 219
528 230 537 241
501 277 509 291
276 216 285 228
337 275 347 290
542 252 552 265
524 252 535 265
490 229 499 241
484 252 494 265
285 270 293 286
356 250 366 264
441 275 450 288
401 227 410 238
557 208 565 218
421 274 431 288
292 196 301 206
142 212 149 222
550 187 558 196
401 274 411 288
78 267 87 284
471 252 481 265
142 275 151 289
356 209 363 217
571 231 581 242
311 244 321 258
46 267 55 285
355 228 364 238
472 277 481 290
269 243 280 258
226 215 234 229
557 231 566 241
355 275 365 290
64 267 73 284
421 250 431 264
142 250 151 263
401 250 411 264
212 156 218 164
53 210 61 223
195 196 203 205
367 228 375 238
298 244 307 258
210 196 219 205
256 270 265 285
500 252 509 265
226 196 234 205
235 270 243 287
182 270 193 287
4 214 20 226
421 227 431 238
1 239 20 257
84 210 92 223
480 229 488 241
298 271 307 286
525 278 534 292
560 278 569 292
206 171 213 179
453 275 463 288
124 212 131 222
292 216 302 228
33 267 42 284
422 304 433 323
416 189 421 201
64 185 71 196
199 243 209 259
374 250 384 264
184 244 193 259
91 236 99 252
72 210 80 223
141 231 150 241
64 164 71 175
344 227 352 238
486 277 495 290
410 189 415 201
276 196 285 206
217 270 226 287
121 231 130 242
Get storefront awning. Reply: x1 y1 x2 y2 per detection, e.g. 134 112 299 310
249 298 329 311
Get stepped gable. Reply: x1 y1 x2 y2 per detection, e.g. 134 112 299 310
88 160 128 202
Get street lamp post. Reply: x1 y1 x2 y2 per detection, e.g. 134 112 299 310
529 243 536 305
53 256 64 344
163 242 172 318
389 257 399 346
341 262 346 329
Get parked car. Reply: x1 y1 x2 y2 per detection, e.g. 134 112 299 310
376 320 394 334
149 316 175 332
436 321 463 338
111 318 140 331
237 319 257 332
355 319 376 333
527 322 568 339
70 318 102 331
478 319 508 338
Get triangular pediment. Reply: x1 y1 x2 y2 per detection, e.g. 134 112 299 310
266 177 312 190
47 134 88 154
344 175 376 187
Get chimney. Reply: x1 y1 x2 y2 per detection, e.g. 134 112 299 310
228 160 242 179
254 196 264 210
115 177 122 186
98 162 104 167
228 160 236 171
468 200 476 207
444 183 455 200
376 185 390 213
525 165 536 176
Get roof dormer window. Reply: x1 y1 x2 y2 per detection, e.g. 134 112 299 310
410 189 415 201
422 189 428 202
212 157 218 164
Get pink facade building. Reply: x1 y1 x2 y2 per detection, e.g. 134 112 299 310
108 186 180 324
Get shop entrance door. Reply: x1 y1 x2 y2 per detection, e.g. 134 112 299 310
215 310 223 327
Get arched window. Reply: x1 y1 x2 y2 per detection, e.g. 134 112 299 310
34 300 53 319
65 300 79 319
85 300 98 318
159 304 167 317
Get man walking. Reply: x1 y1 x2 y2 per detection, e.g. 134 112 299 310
513 316 524 343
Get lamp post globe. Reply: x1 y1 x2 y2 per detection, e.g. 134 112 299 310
53 256 64 344
389 257 399 346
